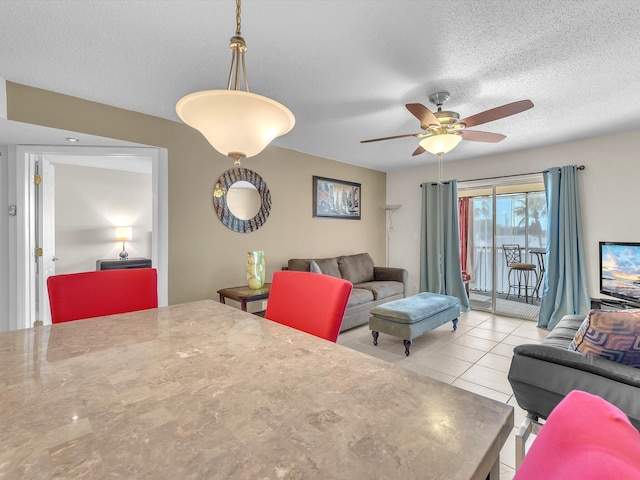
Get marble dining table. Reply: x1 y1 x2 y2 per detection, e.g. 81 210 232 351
0 300 513 479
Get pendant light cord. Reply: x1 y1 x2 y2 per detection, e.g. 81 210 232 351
235 0 241 35
227 0 249 93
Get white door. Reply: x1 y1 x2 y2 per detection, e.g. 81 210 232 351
39 159 56 325
35 158 57 325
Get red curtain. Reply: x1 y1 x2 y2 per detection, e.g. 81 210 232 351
458 198 469 272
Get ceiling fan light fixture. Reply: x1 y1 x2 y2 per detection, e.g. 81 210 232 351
419 134 462 156
175 0 295 165
361 94 533 159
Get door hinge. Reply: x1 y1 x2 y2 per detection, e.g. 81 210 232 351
33 174 42 185
34 247 43 257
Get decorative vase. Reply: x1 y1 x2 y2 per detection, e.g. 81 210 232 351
247 251 266 289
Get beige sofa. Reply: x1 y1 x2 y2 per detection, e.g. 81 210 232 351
287 253 408 331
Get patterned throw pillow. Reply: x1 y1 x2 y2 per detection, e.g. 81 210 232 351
309 260 322 274
569 309 640 367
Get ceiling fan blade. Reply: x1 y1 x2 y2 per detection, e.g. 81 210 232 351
412 146 426 156
406 103 440 128
458 100 534 128
360 133 422 143
459 130 506 143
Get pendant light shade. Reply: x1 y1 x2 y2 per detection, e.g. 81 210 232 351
176 90 295 159
176 0 294 165
419 133 462 156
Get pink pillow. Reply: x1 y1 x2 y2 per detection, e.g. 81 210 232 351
515 390 640 479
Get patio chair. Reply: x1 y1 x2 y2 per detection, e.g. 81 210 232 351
502 244 537 303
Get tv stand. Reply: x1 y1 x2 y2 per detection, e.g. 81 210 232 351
591 298 640 310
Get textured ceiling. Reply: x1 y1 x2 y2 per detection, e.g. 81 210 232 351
1 0 640 172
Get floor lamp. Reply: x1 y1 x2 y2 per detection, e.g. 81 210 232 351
385 205 401 267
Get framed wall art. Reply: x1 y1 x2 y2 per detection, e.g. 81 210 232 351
312 176 361 220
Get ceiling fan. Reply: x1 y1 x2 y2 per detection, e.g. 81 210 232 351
361 92 534 156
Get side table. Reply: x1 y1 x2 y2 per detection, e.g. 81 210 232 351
217 283 271 315
529 248 546 299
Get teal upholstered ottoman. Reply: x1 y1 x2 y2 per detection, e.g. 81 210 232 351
369 292 461 356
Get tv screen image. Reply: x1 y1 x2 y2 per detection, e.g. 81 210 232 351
600 242 640 304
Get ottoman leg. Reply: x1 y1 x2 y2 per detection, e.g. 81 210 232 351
372 331 379 346
403 339 412 356
452 318 458 331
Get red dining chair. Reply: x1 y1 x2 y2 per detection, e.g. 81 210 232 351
264 270 352 342
47 268 158 324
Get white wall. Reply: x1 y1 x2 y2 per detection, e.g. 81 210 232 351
387 129 640 301
54 164 152 274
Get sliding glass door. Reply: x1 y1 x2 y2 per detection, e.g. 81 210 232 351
459 177 546 319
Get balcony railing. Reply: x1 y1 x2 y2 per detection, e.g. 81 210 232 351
468 245 542 297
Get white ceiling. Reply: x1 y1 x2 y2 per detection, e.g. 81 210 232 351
1 0 640 172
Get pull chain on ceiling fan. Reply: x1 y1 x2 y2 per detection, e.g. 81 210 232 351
361 92 534 157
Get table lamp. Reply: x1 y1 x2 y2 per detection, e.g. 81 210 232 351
115 226 132 260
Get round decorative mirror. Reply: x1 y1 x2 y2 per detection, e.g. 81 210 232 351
213 168 271 233
226 181 260 220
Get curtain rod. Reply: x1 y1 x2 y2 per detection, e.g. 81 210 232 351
420 165 585 187
458 164 585 184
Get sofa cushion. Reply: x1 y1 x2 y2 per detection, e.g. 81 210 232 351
315 258 342 278
288 257 342 279
338 253 375 284
569 309 640 367
544 315 585 349
355 281 404 300
347 288 374 308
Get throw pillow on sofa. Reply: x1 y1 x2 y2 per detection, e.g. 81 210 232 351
337 253 375 284
309 260 322 274
569 309 640 367
288 257 342 278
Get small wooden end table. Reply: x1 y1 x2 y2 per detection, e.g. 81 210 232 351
217 283 272 314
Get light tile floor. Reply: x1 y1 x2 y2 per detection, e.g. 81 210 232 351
337 309 549 479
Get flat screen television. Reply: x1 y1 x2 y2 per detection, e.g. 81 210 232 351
599 241 640 305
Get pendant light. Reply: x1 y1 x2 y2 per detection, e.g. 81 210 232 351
176 0 295 165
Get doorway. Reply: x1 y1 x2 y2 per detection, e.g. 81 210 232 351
458 175 546 319
14 145 168 331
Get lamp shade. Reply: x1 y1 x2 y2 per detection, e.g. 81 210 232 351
176 90 295 159
419 134 462 156
115 226 132 242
